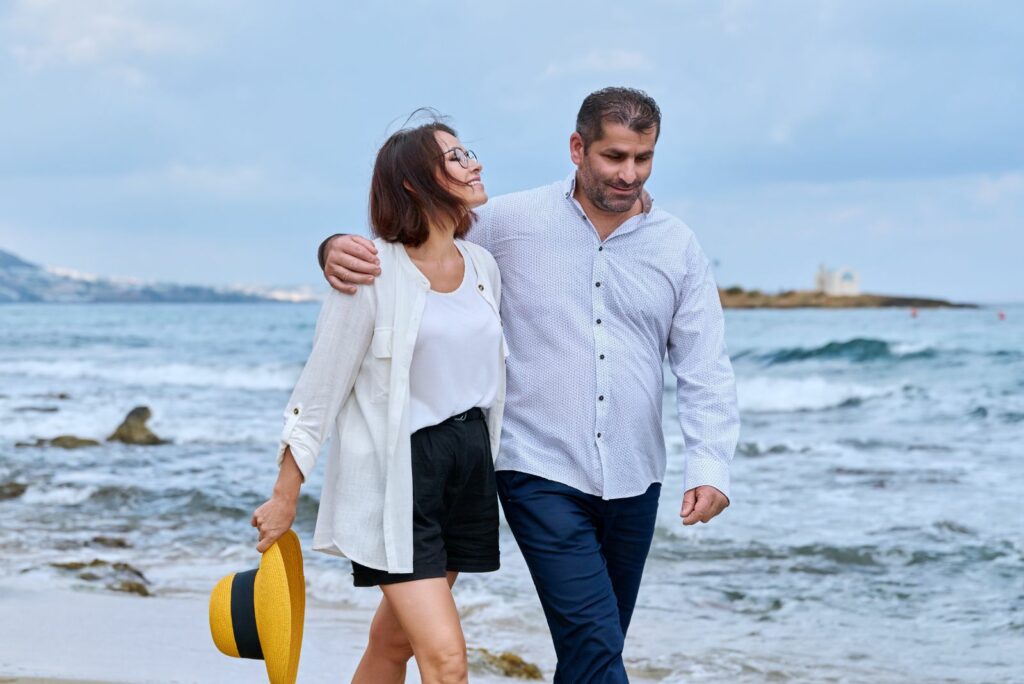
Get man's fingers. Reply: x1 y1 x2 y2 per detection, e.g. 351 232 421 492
336 254 380 276
327 261 377 283
348 235 378 255
343 241 381 267
327 275 356 295
680 489 696 518
682 490 713 525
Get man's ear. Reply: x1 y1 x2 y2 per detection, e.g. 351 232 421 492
569 132 586 166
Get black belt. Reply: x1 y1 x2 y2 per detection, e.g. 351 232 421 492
444 407 485 424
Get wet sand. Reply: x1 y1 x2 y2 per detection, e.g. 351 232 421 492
0 584 515 683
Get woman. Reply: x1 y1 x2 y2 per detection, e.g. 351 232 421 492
251 116 506 684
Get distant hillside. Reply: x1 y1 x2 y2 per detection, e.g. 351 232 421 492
0 249 317 303
719 287 976 309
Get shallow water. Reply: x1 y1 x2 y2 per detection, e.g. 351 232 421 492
1 302 1022 682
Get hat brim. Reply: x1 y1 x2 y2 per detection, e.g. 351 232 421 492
255 529 305 684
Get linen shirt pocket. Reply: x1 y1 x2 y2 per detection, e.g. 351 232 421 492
369 327 393 403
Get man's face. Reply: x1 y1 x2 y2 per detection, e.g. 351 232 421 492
571 122 657 214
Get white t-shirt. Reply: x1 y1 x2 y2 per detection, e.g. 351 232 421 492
408 242 503 433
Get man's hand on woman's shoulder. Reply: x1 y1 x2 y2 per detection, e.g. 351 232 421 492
321 234 381 294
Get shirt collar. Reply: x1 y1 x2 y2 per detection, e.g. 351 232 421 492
561 171 655 215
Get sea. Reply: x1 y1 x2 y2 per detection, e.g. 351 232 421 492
0 302 1021 683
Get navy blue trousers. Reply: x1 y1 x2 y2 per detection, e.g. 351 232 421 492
497 471 661 683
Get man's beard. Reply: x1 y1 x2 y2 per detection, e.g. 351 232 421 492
579 161 642 213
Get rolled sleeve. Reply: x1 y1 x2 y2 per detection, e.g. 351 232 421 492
667 236 740 500
277 287 374 480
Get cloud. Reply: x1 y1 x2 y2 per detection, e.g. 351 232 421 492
4 0 196 82
973 172 1024 206
541 50 652 79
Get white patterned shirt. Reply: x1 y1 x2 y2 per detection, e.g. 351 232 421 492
468 173 739 500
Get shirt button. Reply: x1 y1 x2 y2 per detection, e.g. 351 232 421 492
596 319 602 324
597 432 602 438
292 408 299 415
478 284 484 291
599 354 605 360
598 395 604 401
595 282 601 287
598 246 604 251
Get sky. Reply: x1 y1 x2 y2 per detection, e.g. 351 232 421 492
0 0 1021 302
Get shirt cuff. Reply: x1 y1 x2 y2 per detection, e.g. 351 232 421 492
277 404 315 481
683 456 731 502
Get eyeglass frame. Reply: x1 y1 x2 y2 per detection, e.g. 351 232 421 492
438 147 478 169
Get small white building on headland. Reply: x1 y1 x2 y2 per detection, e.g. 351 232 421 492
815 264 861 296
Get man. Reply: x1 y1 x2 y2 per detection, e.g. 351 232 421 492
319 87 739 682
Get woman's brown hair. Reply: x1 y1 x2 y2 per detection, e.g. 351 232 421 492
369 115 475 246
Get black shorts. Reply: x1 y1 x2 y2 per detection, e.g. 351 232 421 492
351 407 500 587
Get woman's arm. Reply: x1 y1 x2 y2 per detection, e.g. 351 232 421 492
277 287 375 478
252 286 375 552
252 447 304 552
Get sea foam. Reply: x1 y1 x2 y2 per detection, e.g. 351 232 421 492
737 375 891 413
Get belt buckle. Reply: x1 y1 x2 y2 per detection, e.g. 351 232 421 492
454 411 468 422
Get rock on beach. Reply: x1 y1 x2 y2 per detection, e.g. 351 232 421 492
107 406 168 445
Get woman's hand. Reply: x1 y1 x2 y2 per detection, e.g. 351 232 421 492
252 494 297 553
252 447 304 553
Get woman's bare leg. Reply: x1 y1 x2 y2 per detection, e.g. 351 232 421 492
352 572 458 684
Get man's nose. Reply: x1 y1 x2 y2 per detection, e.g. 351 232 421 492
619 160 637 185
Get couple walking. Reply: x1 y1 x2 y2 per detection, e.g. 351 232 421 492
252 87 740 683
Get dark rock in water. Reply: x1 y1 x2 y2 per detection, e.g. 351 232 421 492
91 535 131 548
14 406 60 413
50 435 100 449
0 482 28 500
50 558 151 596
111 580 151 597
107 406 168 445
15 435 100 449
469 648 543 680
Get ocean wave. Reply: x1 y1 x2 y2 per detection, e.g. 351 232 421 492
756 338 937 365
0 359 299 391
21 484 98 505
737 376 891 413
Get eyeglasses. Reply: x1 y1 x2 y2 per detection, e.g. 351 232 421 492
440 147 478 169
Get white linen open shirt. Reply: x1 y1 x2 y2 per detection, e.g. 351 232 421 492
470 173 739 500
277 239 506 573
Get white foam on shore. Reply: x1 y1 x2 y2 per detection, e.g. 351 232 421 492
737 375 891 413
0 359 299 390
21 485 97 506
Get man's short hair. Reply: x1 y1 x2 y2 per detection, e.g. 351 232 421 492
575 87 661 149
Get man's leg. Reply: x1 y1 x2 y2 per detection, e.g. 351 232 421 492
497 471 627 684
600 483 661 635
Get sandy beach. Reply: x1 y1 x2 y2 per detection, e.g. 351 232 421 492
0 582 521 684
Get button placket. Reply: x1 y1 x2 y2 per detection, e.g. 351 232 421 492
593 243 610 461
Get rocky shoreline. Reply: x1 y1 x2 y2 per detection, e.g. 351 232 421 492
718 287 975 309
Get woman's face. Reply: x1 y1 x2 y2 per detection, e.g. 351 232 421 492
435 130 487 209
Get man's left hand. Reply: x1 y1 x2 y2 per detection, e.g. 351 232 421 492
680 486 729 525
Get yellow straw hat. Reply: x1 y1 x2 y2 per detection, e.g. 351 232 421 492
209 529 305 684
